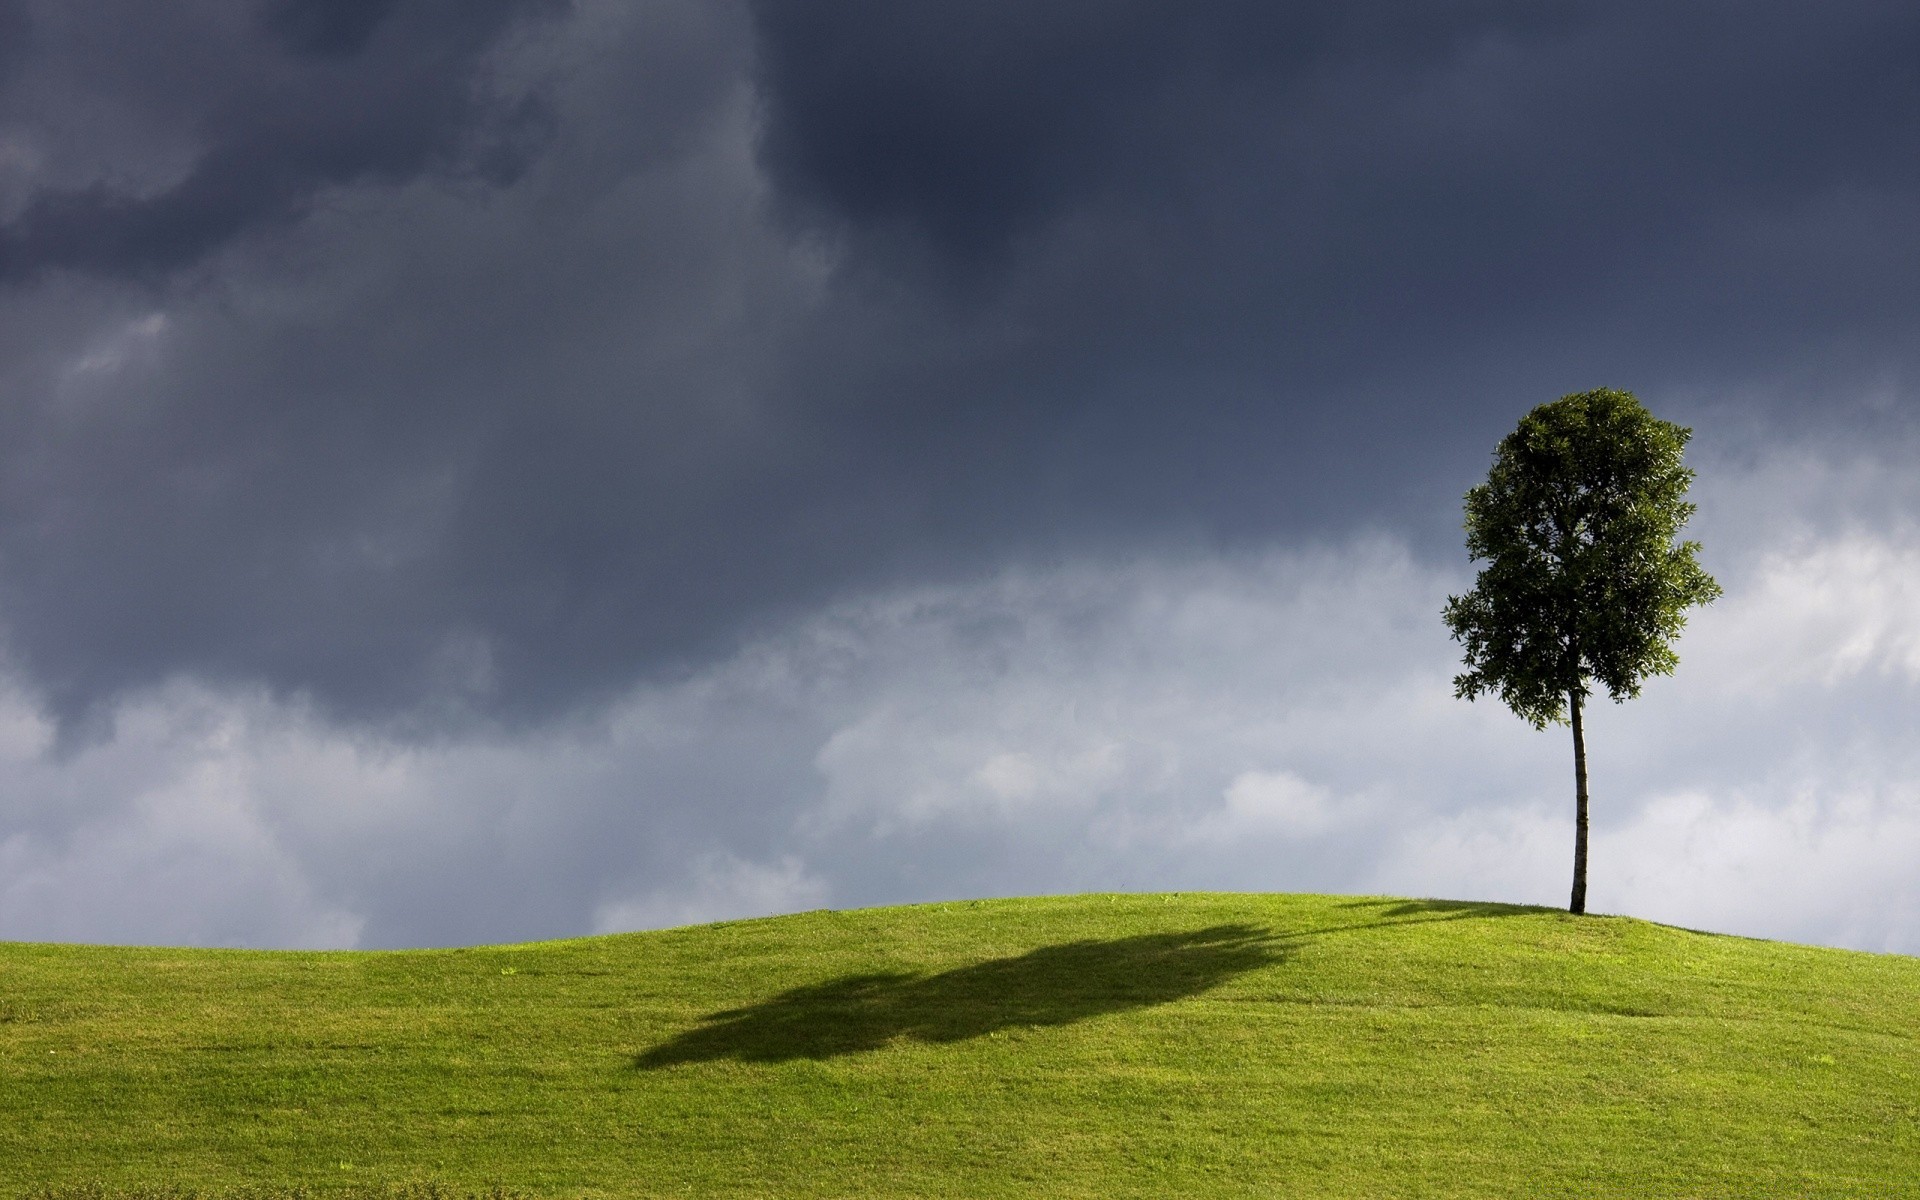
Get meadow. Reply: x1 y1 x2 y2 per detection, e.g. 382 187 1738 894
5 892 1918 1197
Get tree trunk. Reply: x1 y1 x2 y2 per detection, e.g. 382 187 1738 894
1569 688 1589 915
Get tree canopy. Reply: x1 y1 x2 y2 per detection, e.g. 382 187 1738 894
1443 388 1721 728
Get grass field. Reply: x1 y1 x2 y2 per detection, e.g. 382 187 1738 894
4 892 1919 1197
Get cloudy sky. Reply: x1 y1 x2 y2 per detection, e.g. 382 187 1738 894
0 0 1916 952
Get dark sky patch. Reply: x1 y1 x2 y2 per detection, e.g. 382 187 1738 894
259 0 406 58
747 1 1568 270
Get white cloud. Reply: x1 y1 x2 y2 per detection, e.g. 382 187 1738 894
65 311 168 378
1689 535 1920 694
1599 785 1920 954
0 682 363 948
1204 771 1354 839
592 854 829 935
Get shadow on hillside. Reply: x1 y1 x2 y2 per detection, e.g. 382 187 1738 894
636 900 1543 1068
636 924 1284 1068
1338 898 1544 920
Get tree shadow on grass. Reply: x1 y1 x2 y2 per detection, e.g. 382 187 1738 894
636 924 1285 1068
1337 898 1546 921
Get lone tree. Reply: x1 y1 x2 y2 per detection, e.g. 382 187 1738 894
1443 388 1720 915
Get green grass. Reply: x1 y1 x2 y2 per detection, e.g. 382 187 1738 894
4 892 1919 1197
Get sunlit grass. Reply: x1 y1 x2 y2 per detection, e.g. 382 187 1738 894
5 893 1919 1197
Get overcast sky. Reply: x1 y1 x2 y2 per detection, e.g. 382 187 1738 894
0 0 1916 952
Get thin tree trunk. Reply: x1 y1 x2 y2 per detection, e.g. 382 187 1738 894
1569 688 1589 915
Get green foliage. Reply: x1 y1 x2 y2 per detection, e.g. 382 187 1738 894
1444 388 1721 728
6 894 1920 1197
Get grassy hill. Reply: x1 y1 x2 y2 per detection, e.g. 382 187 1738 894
4 892 1919 1197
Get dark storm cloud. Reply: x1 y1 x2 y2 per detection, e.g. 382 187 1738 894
0 3 28 82
0 0 563 282
0 0 784 732
0 0 1914 736
752 1 1919 290
731 0 1920 617
260 0 407 58
751 0 1919 438
750 1 1567 266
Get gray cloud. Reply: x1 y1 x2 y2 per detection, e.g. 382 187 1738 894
2 435 1917 952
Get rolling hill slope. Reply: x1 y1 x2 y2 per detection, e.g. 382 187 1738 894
4 893 1918 1197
